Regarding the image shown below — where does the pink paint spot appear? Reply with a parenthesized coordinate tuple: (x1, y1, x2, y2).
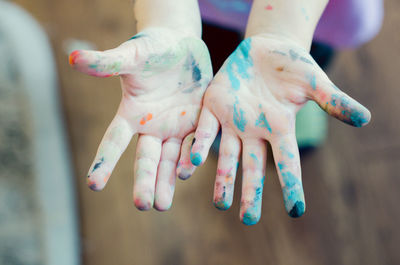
(265, 4, 273, 10)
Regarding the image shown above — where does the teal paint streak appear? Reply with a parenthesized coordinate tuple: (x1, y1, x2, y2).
(350, 111, 369, 127)
(225, 39, 253, 91)
(233, 102, 247, 132)
(289, 49, 299, 61)
(278, 162, 286, 170)
(335, 94, 369, 127)
(250, 153, 258, 162)
(280, 145, 295, 159)
(129, 33, 144, 40)
(91, 157, 104, 173)
(255, 112, 272, 133)
(308, 74, 317, 90)
(190, 152, 202, 166)
(242, 175, 265, 225)
(208, 0, 251, 13)
(289, 201, 305, 218)
(331, 94, 339, 106)
(277, 160, 304, 216)
(242, 211, 260, 226)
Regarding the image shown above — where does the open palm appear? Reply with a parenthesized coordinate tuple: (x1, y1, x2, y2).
(69, 28, 212, 211)
(191, 35, 370, 225)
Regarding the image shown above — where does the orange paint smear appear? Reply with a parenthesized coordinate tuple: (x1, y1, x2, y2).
(69, 50, 80, 65)
(180, 111, 186, 116)
(140, 113, 153, 125)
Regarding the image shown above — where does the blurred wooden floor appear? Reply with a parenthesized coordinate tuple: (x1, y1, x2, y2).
(14, 0, 400, 264)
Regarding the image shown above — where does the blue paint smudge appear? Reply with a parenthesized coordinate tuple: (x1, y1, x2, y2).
(89, 183, 97, 190)
(190, 152, 202, 166)
(340, 96, 350, 108)
(278, 162, 286, 170)
(207, 0, 251, 13)
(182, 55, 202, 93)
(308, 74, 317, 90)
(300, 56, 313, 65)
(255, 112, 272, 133)
(242, 212, 259, 225)
(331, 94, 339, 106)
(272, 50, 287, 56)
(280, 146, 295, 159)
(250, 153, 258, 162)
(255, 187, 263, 202)
(289, 49, 299, 61)
(192, 64, 201, 82)
(92, 157, 104, 173)
(233, 102, 247, 132)
(350, 111, 369, 127)
(129, 33, 144, 40)
(225, 39, 253, 91)
(277, 161, 305, 216)
(289, 201, 305, 218)
(334, 94, 369, 127)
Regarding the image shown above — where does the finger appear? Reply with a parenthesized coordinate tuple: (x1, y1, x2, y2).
(309, 75, 371, 127)
(154, 138, 181, 211)
(190, 107, 219, 166)
(87, 115, 134, 191)
(177, 133, 197, 180)
(133, 135, 162, 210)
(240, 139, 267, 225)
(69, 44, 133, 77)
(213, 128, 241, 210)
(271, 133, 305, 218)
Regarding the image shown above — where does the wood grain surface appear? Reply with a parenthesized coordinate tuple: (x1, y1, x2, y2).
(13, 0, 400, 264)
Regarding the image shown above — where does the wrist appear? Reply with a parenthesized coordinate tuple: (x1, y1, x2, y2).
(245, 0, 328, 51)
(245, 31, 311, 52)
(134, 0, 202, 38)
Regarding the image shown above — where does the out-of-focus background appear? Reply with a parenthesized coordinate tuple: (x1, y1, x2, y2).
(0, 0, 399, 264)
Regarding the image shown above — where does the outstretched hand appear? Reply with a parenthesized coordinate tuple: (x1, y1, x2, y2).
(69, 28, 212, 211)
(190, 35, 370, 225)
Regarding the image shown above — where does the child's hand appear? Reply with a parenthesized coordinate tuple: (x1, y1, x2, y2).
(69, 28, 212, 211)
(190, 35, 370, 225)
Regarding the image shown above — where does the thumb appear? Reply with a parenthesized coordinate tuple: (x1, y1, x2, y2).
(308, 72, 371, 127)
(69, 42, 136, 77)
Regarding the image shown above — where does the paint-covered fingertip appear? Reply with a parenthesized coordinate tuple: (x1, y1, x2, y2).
(349, 108, 371, 127)
(69, 50, 80, 66)
(178, 173, 192, 180)
(134, 197, 153, 211)
(190, 152, 203, 166)
(213, 199, 231, 211)
(288, 201, 306, 218)
(177, 167, 193, 180)
(87, 178, 105, 192)
(241, 212, 260, 226)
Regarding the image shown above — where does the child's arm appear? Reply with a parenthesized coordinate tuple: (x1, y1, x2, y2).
(246, 0, 328, 50)
(134, 0, 202, 37)
(190, 0, 370, 225)
(69, 0, 212, 211)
